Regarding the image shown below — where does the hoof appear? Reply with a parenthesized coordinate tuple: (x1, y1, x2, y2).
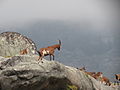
(38, 60, 43, 64)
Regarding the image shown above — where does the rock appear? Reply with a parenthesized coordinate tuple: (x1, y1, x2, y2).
(0, 55, 119, 90)
(0, 31, 119, 90)
(0, 32, 37, 57)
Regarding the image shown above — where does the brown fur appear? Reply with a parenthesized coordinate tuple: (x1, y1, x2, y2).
(101, 76, 111, 86)
(20, 49, 28, 55)
(78, 67, 111, 86)
(78, 67, 96, 77)
(38, 40, 61, 61)
(85, 72, 96, 77)
(92, 72, 103, 80)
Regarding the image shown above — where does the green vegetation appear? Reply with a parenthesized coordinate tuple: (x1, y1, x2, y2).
(4, 56, 12, 58)
(67, 84, 78, 90)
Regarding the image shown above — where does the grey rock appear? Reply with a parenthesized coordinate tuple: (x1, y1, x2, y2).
(0, 32, 37, 57)
(0, 55, 119, 90)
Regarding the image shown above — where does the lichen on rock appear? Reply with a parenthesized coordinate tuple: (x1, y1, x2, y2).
(0, 55, 119, 90)
(0, 32, 37, 57)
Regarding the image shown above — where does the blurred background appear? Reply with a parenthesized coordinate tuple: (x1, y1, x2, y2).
(0, 0, 120, 81)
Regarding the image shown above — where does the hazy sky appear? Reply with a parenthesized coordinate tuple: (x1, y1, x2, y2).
(0, 0, 119, 30)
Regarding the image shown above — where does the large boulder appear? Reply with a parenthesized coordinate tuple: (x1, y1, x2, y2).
(0, 32, 37, 57)
(0, 55, 119, 90)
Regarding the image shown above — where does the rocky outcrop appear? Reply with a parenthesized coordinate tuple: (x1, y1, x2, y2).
(0, 31, 119, 90)
(0, 32, 37, 57)
(0, 55, 119, 90)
